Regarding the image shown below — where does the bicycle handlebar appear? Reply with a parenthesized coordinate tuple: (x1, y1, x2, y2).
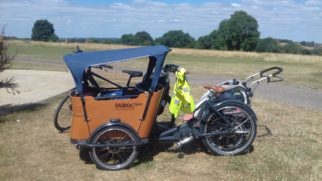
(259, 66, 283, 77)
(163, 64, 179, 73)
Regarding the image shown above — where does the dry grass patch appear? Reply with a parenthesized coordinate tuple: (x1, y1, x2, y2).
(171, 47, 322, 64)
(10, 40, 322, 63)
(0, 93, 321, 180)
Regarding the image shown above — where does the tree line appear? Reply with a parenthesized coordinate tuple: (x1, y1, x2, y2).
(30, 11, 322, 56)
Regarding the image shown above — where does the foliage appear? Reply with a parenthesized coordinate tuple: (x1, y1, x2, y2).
(199, 11, 260, 51)
(155, 30, 195, 48)
(121, 34, 139, 45)
(217, 11, 260, 51)
(0, 28, 15, 73)
(0, 27, 17, 93)
(196, 35, 212, 49)
(281, 42, 304, 54)
(134, 31, 153, 45)
(196, 30, 220, 49)
(311, 48, 322, 56)
(256, 37, 279, 53)
(300, 41, 316, 47)
(213, 20, 231, 50)
(31, 19, 58, 42)
(49, 34, 59, 42)
(121, 31, 153, 45)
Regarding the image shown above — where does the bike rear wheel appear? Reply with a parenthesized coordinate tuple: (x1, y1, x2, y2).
(53, 94, 72, 132)
(202, 102, 257, 155)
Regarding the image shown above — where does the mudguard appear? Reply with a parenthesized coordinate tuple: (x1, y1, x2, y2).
(88, 119, 144, 144)
(201, 99, 257, 123)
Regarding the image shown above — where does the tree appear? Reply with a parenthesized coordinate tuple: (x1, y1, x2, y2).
(134, 31, 153, 45)
(256, 37, 279, 53)
(31, 19, 58, 42)
(121, 34, 139, 45)
(282, 42, 304, 54)
(196, 35, 212, 49)
(215, 11, 260, 51)
(311, 48, 322, 56)
(156, 30, 195, 48)
(0, 27, 18, 94)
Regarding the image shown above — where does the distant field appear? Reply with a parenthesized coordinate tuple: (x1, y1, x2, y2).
(8, 40, 322, 89)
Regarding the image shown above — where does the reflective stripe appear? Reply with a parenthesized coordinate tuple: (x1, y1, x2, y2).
(183, 87, 190, 92)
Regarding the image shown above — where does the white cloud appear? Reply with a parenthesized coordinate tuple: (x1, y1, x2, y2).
(231, 3, 241, 7)
(0, 0, 321, 42)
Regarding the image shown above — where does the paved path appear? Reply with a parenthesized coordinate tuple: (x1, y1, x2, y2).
(1, 70, 321, 113)
(188, 75, 322, 112)
(0, 70, 73, 108)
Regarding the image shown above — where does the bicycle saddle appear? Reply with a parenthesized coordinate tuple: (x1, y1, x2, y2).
(122, 70, 143, 77)
(202, 85, 225, 93)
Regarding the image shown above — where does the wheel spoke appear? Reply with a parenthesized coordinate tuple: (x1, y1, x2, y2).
(204, 105, 256, 154)
(91, 127, 137, 170)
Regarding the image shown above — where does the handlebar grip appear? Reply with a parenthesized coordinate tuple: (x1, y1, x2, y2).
(259, 67, 283, 77)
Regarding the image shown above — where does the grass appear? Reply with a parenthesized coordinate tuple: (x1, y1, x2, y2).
(8, 40, 322, 89)
(0, 92, 321, 180)
(1, 40, 322, 180)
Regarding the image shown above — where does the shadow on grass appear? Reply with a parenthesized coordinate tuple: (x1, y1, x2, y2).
(0, 102, 47, 119)
(257, 124, 272, 137)
(77, 136, 257, 168)
(77, 140, 204, 168)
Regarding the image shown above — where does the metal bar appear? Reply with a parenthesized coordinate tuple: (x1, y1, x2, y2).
(140, 92, 152, 121)
(245, 72, 260, 83)
(91, 72, 123, 88)
(200, 131, 230, 137)
(80, 94, 88, 121)
(77, 142, 142, 148)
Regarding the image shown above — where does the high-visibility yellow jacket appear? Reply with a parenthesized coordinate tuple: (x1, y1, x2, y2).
(169, 67, 195, 118)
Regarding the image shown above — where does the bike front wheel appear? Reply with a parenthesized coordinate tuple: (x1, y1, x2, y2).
(89, 126, 139, 170)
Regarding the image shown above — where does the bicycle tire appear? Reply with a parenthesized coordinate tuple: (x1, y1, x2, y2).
(53, 94, 72, 132)
(201, 101, 257, 155)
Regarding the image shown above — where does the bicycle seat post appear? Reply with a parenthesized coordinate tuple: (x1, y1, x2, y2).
(126, 75, 133, 87)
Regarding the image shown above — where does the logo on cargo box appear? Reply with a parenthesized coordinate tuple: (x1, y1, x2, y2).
(115, 103, 143, 110)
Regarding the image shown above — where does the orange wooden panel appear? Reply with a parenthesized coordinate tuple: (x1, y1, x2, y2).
(69, 89, 163, 140)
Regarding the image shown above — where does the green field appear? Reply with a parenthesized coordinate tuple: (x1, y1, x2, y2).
(1, 41, 322, 180)
(9, 41, 322, 89)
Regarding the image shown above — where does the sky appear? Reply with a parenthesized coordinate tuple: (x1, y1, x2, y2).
(0, 0, 322, 42)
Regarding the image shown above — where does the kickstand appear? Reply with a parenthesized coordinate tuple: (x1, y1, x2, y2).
(177, 146, 184, 158)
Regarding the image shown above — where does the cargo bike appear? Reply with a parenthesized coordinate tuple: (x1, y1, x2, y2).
(62, 45, 282, 170)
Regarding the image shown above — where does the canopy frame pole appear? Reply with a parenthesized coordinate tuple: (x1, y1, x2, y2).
(80, 94, 88, 122)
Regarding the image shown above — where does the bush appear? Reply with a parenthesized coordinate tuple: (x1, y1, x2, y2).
(0, 27, 17, 93)
(0, 29, 15, 73)
(256, 37, 279, 53)
(121, 34, 139, 45)
(311, 48, 322, 56)
(282, 42, 304, 54)
(155, 30, 195, 48)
